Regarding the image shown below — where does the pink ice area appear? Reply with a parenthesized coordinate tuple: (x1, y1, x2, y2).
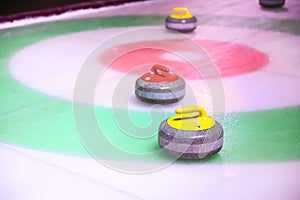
(99, 40, 269, 80)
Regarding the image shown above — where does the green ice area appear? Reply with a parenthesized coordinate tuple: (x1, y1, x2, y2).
(1, 95, 300, 163)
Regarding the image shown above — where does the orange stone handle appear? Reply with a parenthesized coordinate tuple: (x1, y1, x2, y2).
(150, 64, 170, 77)
(141, 64, 179, 83)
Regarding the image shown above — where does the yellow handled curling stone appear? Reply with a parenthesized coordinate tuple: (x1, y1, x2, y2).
(158, 106, 223, 159)
(165, 7, 197, 33)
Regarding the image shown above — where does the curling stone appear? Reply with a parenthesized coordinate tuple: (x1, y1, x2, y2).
(158, 106, 223, 159)
(259, 0, 285, 8)
(165, 7, 197, 33)
(135, 64, 185, 104)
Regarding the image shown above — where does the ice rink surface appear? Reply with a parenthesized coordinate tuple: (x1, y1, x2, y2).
(1, 0, 300, 199)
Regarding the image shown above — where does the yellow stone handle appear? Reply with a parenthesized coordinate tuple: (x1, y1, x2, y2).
(167, 106, 215, 130)
(170, 7, 193, 19)
(175, 106, 209, 118)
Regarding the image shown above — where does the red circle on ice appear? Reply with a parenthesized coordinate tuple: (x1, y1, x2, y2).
(99, 39, 269, 79)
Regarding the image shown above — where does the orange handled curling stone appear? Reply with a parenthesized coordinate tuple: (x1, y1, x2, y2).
(135, 64, 185, 104)
(158, 106, 224, 159)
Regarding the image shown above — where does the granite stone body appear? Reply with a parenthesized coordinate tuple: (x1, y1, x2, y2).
(158, 119, 223, 159)
(165, 16, 197, 33)
(135, 77, 185, 104)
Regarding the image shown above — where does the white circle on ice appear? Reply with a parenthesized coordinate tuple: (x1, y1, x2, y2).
(9, 25, 300, 112)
